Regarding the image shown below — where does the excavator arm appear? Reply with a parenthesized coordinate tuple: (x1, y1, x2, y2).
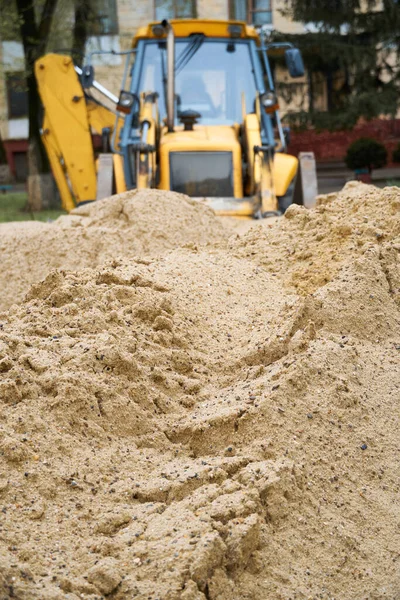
(35, 54, 121, 210)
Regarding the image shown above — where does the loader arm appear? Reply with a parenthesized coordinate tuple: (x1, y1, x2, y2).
(41, 111, 76, 212)
(35, 54, 120, 209)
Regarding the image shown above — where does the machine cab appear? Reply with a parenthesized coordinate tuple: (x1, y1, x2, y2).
(136, 32, 260, 126)
(118, 20, 304, 214)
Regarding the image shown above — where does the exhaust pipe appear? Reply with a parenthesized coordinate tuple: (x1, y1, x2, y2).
(162, 20, 175, 132)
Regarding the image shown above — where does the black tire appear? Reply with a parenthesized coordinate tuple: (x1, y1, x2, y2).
(277, 179, 295, 214)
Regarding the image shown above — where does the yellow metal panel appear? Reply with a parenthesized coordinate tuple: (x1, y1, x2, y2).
(41, 114, 75, 212)
(200, 198, 256, 217)
(86, 101, 124, 153)
(133, 20, 259, 46)
(273, 153, 298, 197)
(243, 112, 278, 212)
(260, 154, 277, 213)
(243, 113, 261, 194)
(113, 154, 127, 194)
(158, 125, 243, 198)
(86, 101, 115, 133)
(35, 54, 97, 205)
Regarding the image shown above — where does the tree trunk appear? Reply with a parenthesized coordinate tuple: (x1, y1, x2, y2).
(15, 0, 59, 208)
(73, 0, 92, 66)
(307, 69, 314, 113)
(0, 132, 7, 166)
(0, 132, 11, 184)
(26, 72, 49, 176)
(326, 69, 333, 113)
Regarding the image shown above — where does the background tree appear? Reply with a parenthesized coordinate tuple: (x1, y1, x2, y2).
(345, 137, 388, 173)
(73, 0, 95, 66)
(276, 0, 400, 130)
(15, 0, 59, 177)
(0, 3, 22, 171)
(0, 0, 100, 202)
(0, 133, 7, 165)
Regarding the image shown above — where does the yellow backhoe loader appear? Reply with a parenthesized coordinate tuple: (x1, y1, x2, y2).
(35, 19, 305, 216)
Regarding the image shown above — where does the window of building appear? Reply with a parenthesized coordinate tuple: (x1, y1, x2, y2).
(6, 73, 28, 119)
(251, 0, 272, 25)
(88, 0, 119, 36)
(230, 0, 272, 26)
(155, 0, 197, 20)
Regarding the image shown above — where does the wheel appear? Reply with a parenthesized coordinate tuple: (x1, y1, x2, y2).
(277, 179, 295, 214)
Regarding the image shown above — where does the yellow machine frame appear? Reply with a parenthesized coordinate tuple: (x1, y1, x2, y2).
(35, 20, 301, 217)
(35, 54, 121, 211)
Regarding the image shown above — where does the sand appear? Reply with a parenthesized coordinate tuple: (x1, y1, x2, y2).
(0, 189, 228, 312)
(231, 181, 400, 296)
(0, 182, 399, 599)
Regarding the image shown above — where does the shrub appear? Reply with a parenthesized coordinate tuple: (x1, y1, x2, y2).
(345, 137, 387, 173)
(392, 143, 400, 164)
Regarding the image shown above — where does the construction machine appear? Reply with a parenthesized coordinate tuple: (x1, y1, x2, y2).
(35, 19, 305, 216)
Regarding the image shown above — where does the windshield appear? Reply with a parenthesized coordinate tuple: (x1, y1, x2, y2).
(137, 40, 258, 125)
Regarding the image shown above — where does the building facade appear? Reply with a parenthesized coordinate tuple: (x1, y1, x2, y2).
(0, 0, 307, 180)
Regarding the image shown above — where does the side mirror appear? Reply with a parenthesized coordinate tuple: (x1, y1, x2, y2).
(81, 65, 95, 88)
(285, 48, 305, 78)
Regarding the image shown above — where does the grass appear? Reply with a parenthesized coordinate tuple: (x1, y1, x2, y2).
(0, 192, 67, 223)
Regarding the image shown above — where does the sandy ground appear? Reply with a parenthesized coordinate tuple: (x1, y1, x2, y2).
(218, 215, 282, 235)
(0, 190, 228, 313)
(0, 182, 399, 599)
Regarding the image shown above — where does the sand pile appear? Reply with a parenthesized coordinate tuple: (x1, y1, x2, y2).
(0, 189, 228, 311)
(231, 181, 400, 295)
(0, 183, 399, 599)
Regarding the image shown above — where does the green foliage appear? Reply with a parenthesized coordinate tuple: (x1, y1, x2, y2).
(277, 1, 400, 129)
(281, 0, 384, 31)
(283, 108, 367, 132)
(0, 3, 21, 41)
(4, 0, 101, 179)
(0, 0, 98, 52)
(392, 143, 400, 164)
(344, 137, 387, 172)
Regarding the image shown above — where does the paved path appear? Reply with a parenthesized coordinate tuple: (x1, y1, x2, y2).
(317, 161, 400, 194)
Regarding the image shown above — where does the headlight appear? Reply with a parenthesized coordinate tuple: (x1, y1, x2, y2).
(261, 92, 279, 113)
(117, 90, 135, 113)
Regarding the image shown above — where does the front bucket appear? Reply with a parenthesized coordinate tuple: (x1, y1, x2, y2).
(193, 197, 259, 218)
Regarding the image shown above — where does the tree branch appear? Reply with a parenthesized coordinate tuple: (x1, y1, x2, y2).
(15, 0, 38, 62)
(37, 0, 59, 55)
(73, 0, 92, 66)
